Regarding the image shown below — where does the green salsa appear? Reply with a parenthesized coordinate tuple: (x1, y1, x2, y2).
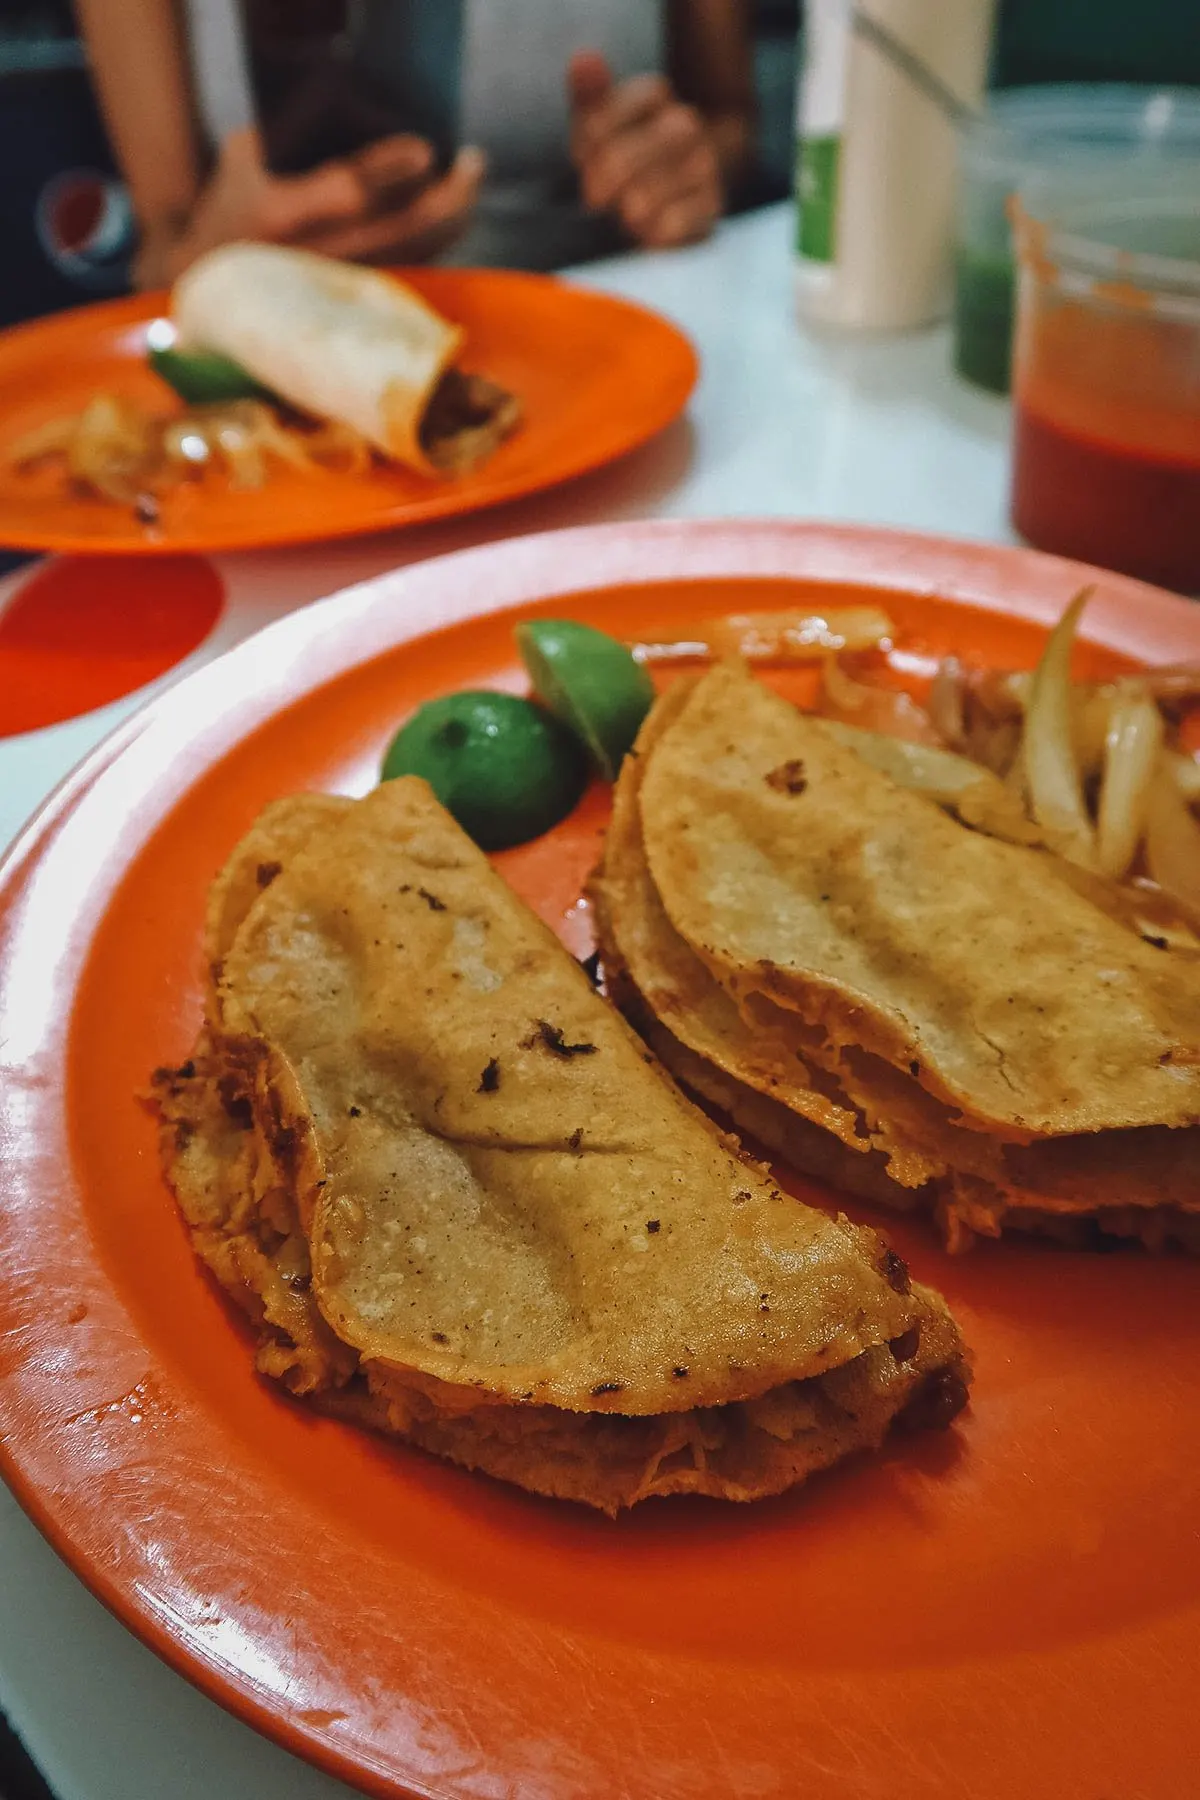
(953, 245, 1017, 396)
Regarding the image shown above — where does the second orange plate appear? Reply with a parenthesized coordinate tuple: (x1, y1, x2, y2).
(0, 268, 697, 555)
(1, 522, 1199, 1800)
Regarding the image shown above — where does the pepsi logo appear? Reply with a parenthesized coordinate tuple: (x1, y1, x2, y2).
(35, 170, 135, 290)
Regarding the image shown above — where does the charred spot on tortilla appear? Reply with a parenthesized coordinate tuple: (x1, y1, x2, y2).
(888, 1326, 921, 1362)
(150, 1058, 196, 1096)
(568, 1127, 584, 1152)
(256, 861, 282, 889)
(880, 1248, 911, 1294)
(591, 1382, 624, 1397)
(766, 759, 807, 795)
(898, 1367, 971, 1431)
(646, 1219, 661, 1234)
(477, 1058, 501, 1093)
(347, 1104, 362, 1117)
(524, 1020, 598, 1058)
(398, 884, 448, 912)
(216, 1076, 253, 1131)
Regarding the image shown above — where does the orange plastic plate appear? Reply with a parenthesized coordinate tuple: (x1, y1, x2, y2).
(1, 522, 1198, 1800)
(0, 269, 696, 554)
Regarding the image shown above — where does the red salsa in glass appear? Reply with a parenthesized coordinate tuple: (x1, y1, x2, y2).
(1010, 197, 1200, 595)
(1012, 404, 1200, 593)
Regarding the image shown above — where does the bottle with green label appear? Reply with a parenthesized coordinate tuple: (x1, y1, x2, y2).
(794, 0, 997, 332)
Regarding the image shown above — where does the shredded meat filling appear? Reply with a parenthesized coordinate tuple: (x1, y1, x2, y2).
(418, 368, 521, 473)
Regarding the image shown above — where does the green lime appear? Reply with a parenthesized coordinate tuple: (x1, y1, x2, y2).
(516, 619, 655, 782)
(381, 691, 588, 851)
(149, 345, 270, 405)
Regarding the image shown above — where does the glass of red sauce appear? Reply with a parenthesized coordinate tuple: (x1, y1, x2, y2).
(1009, 175, 1200, 594)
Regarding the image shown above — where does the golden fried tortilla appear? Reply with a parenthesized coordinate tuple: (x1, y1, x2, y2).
(594, 664, 1200, 1251)
(152, 778, 970, 1512)
(639, 663, 1200, 1139)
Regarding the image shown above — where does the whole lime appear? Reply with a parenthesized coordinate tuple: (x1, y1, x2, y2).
(516, 618, 655, 781)
(381, 690, 588, 851)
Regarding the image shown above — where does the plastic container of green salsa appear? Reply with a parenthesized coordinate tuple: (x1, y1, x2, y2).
(954, 85, 1200, 394)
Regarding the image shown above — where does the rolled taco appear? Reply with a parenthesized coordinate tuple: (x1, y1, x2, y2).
(172, 243, 520, 475)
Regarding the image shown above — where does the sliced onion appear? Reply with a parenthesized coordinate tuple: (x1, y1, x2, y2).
(1072, 686, 1117, 776)
(1095, 688, 1164, 878)
(820, 719, 985, 796)
(975, 669, 1031, 718)
(1021, 587, 1096, 867)
(68, 395, 161, 504)
(927, 656, 967, 747)
(304, 419, 372, 476)
(1145, 761, 1200, 920)
(1136, 666, 1200, 703)
(1051, 862, 1200, 954)
(213, 415, 266, 488)
(7, 414, 84, 465)
(815, 655, 944, 745)
(821, 720, 1042, 844)
(161, 420, 212, 468)
(978, 667, 1113, 775)
(237, 402, 320, 471)
(6, 392, 378, 510)
(632, 607, 895, 666)
(1167, 751, 1200, 802)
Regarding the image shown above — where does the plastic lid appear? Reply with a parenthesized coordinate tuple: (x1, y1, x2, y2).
(1013, 175, 1200, 323)
(962, 84, 1200, 182)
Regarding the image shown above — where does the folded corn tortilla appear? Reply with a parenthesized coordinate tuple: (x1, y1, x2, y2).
(151, 778, 969, 1513)
(592, 663, 1200, 1251)
(172, 243, 520, 475)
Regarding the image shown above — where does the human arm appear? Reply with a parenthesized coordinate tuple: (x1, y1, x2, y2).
(666, 0, 756, 195)
(568, 0, 756, 249)
(75, 0, 482, 284)
(74, 0, 205, 280)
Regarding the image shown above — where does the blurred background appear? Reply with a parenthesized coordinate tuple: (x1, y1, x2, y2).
(3, 0, 1198, 330)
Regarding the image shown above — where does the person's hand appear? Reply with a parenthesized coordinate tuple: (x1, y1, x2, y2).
(568, 50, 722, 250)
(295, 140, 486, 264)
(135, 127, 484, 286)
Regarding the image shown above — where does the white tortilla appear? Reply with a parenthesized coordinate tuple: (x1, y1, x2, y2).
(172, 243, 463, 473)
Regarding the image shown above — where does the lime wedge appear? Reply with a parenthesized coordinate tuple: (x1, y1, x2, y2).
(381, 691, 588, 851)
(516, 619, 655, 781)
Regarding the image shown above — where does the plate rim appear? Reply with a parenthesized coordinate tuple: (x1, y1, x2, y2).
(2, 517, 1199, 1800)
(0, 268, 699, 556)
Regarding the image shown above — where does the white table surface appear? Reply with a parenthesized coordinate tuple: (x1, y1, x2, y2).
(0, 202, 1011, 1800)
